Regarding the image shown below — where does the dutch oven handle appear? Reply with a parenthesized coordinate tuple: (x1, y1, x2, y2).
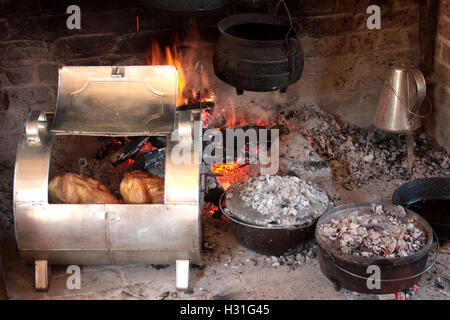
(274, 0, 299, 81)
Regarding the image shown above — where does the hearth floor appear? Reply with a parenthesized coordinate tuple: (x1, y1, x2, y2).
(1, 178, 449, 300)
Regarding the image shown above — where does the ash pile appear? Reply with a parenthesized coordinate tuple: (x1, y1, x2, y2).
(224, 175, 329, 227)
(317, 204, 427, 258)
(278, 102, 450, 190)
(247, 241, 319, 271)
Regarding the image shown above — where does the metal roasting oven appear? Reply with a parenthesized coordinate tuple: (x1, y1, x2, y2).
(13, 66, 203, 290)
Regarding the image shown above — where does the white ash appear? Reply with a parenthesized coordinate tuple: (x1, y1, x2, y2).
(275, 103, 450, 190)
(318, 205, 427, 258)
(227, 175, 329, 227)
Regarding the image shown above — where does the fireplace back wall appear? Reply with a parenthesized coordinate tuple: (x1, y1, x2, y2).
(0, 0, 448, 240)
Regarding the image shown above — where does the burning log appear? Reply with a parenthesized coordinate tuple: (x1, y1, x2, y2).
(144, 147, 166, 177)
(178, 101, 214, 111)
(108, 137, 150, 165)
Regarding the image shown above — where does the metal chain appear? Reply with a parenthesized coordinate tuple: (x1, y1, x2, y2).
(195, 60, 204, 107)
(274, 0, 297, 80)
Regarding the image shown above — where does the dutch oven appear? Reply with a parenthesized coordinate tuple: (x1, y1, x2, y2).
(393, 178, 450, 239)
(315, 203, 437, 294)
(213, 8, 304, 95)
(219, 184, 327, 256)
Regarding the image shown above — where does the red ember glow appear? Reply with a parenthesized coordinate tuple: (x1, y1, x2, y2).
(211, 163, 250, 190)
(139, 142, 156, 153)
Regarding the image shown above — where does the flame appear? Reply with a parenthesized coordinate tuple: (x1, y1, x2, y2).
(211, 163, 250, 190)
(147, 41, 187, 106)
(146, 21, 214, 106)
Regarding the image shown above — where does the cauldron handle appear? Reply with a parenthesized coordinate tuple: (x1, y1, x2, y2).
(322, 228, 440, 283)
(274, 0, 298, 81)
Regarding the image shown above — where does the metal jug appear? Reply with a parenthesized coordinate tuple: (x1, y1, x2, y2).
(374, 66, 427, 133)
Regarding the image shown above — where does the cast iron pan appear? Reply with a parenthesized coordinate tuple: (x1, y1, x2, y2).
(393, 178, 450, 239)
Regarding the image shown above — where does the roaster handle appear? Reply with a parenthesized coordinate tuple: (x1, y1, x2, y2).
(200, 172, 224, 193)
(408, 68, 427, 118)
(323, 228, 440, 283)
(25, 111, 49, 146)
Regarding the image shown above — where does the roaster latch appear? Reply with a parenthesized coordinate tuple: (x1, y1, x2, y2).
(111, 66, 125, 78)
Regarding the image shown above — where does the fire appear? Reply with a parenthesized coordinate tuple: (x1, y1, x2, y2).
(146, 21, 214, 106)
(109, 158, 134, 172)
(211, 163, 250, 190)
(147, 41, 187, 106)
(256, 120, 269, 126)
(139, 142, 156, 153)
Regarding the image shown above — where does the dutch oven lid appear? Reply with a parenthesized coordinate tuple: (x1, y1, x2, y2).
(50, 66, 177, 136)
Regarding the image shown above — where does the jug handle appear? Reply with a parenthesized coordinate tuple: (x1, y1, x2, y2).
(407, 69, 429, 117)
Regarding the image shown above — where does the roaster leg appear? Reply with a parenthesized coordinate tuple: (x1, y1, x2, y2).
(176, 260, 190, 290)
(35, 260, 49, 291)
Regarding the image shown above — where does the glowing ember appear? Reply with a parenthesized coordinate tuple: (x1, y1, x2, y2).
(256, 120, 269, 126)
(139, 142, 156, 153)
(211, 163, 250, 190)
(109, 158, 134, 172)
(112, 138, 123, 146)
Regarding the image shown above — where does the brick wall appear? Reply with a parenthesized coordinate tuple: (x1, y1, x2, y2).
(0, 0, 223, 164)
(286, 0, 421, 129)
(0, 0, 430, 164)
(425, 0, 450, 153)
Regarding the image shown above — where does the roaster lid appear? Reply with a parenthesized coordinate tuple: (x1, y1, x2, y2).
(50, 66, 177, 136)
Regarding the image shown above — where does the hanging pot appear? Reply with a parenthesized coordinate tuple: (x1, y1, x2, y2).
(144, 0, 229, 12)
(213, 2, 303, 95)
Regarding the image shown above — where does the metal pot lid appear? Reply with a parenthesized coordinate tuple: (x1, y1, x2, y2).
(50, 66, 177, 137)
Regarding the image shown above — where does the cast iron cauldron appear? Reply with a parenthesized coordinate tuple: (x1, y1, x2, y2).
(213, 13, 304, 95)
(315, 203, 436, 294)
(393, 178, 450, 239)
(219, 186, 324, 256)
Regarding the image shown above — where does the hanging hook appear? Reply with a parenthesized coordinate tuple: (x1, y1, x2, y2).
(195, 60, 204, 105)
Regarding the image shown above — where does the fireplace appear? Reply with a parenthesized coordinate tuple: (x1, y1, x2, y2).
(0, 0, 449, 300)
